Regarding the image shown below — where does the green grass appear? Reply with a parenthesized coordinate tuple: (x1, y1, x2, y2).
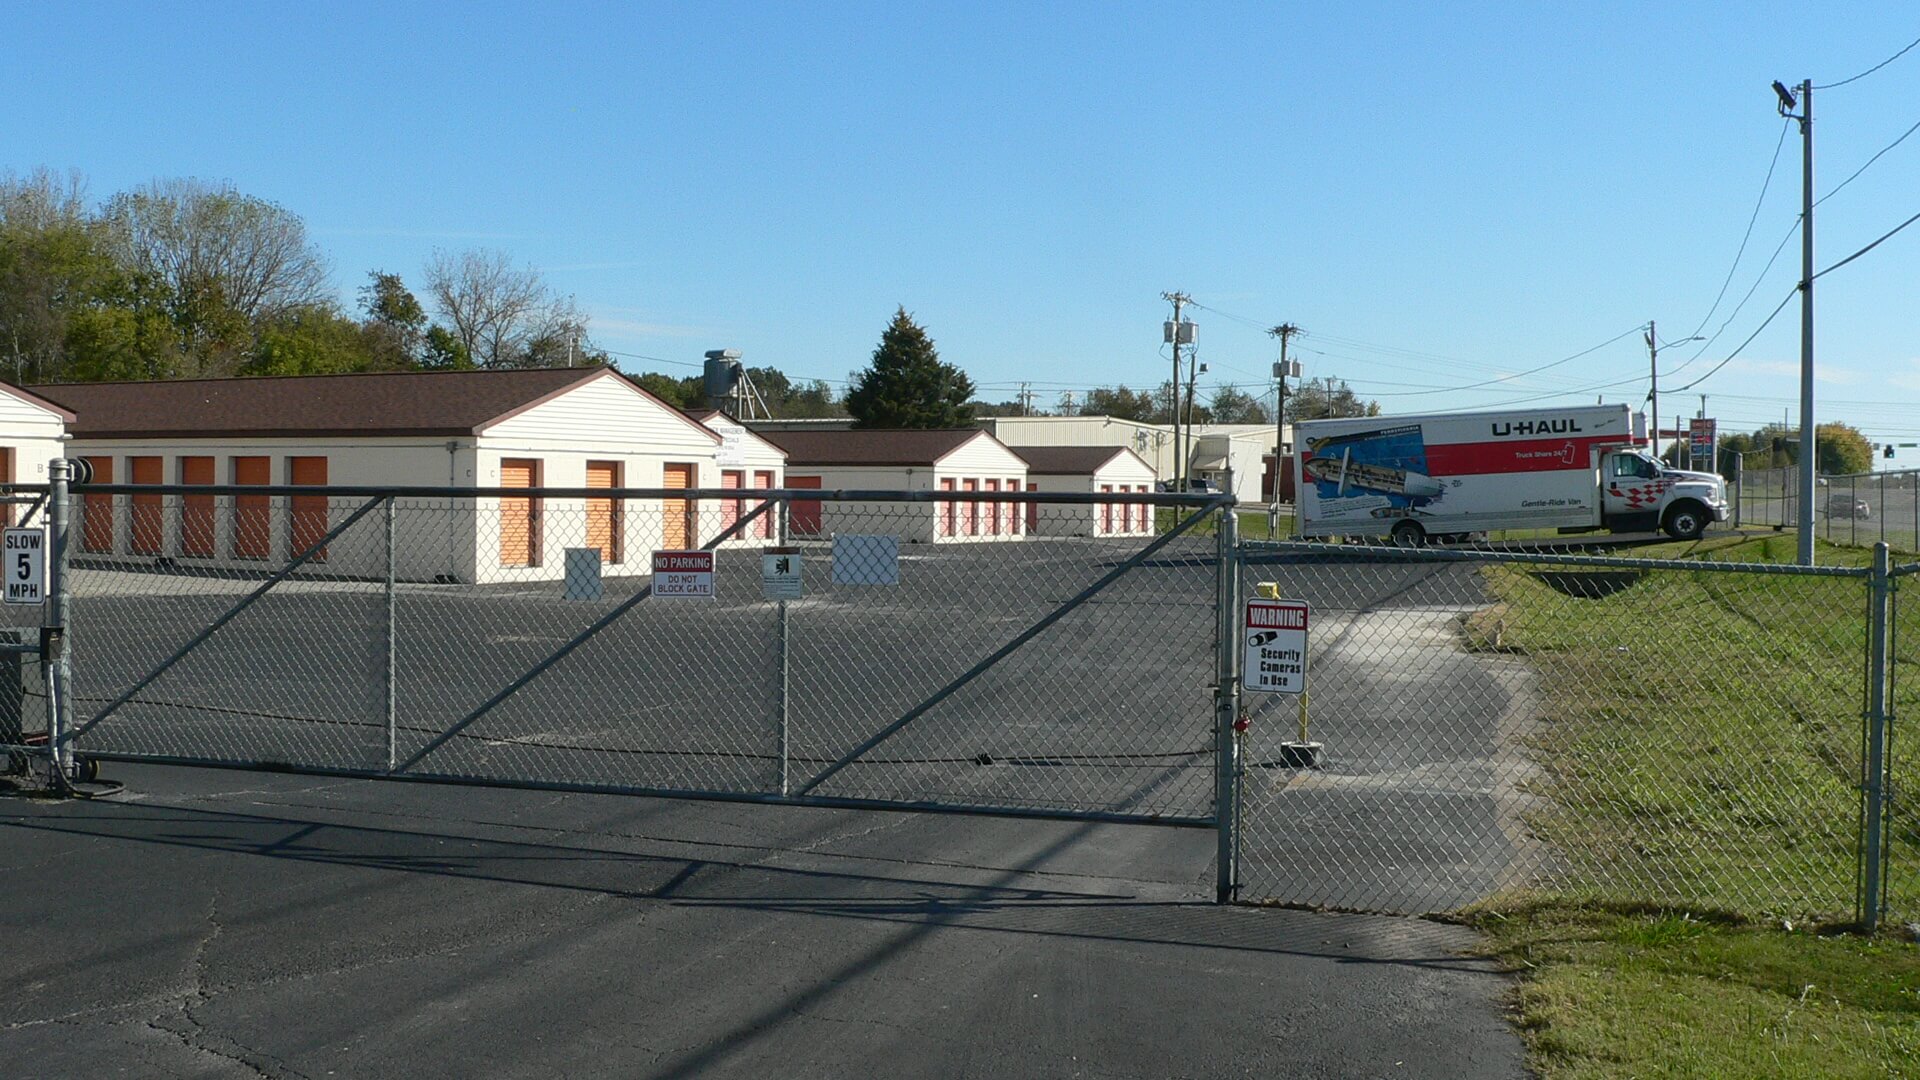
(1458, 534, 1920, 1077)
(1470, 904, 1920, 1079)
(1153, 506, 1293, 540)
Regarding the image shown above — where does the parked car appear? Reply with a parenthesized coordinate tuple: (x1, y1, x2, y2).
(1826, 494, 1871, 519)
(1155, 478, 1218, 493)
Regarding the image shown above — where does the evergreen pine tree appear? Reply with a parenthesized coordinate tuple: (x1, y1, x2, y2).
(846, 307, 975, 428)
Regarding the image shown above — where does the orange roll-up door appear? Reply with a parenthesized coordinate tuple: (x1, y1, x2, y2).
(232, 456, 270, 558)
(130, 456, 163, 555)
(180, 456, 215, 556)
(499, 458, 539, 567)
(662, 463, 695, 548)
(585, 460, 621, 564)
(81, 456, 114, 553)
(289, 456, 329, 563)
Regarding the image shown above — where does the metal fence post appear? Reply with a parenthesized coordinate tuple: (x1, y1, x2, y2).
(1860, 541, 1892, 931)
(1214, 504, 1241, 903)
(777, 494, 791, 795)
(385, 494, 397, 771)
(45, 458, 74, 782)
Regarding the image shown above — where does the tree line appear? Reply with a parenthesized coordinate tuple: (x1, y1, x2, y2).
(0, 168, 598, 383)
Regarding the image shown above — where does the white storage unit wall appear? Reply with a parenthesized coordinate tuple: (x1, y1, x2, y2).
(765, 429, 1028, 543)
(688, 410, 788, 545)
(0, 383, 74, 528)
(1013, 446, 1159, 537)
(37, 368, 733, 583)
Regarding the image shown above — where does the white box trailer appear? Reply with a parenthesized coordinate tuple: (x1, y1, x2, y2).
(1293, 403, 1729, 545)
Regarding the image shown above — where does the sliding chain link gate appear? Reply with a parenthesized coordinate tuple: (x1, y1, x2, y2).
(41, 475, 1247, 899)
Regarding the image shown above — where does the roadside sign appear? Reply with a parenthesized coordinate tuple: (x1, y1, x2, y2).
(4, 527, 43, 605)
(1243, 597, 1308, 694)
(762, 547, 802, 600)
(1689, 418, 1716, 464)
(651, 550, 714, 597)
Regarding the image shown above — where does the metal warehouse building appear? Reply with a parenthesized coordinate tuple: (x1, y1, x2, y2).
(1011, 445, 1158, 537)
(765, 428, 1030, 543)
(31, 367, 744, 583)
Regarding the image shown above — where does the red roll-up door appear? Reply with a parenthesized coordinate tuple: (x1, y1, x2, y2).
(962, 479, 979, 535)
(983, 479, 1000, 535)
(1101, 484, 1114, 534)
(787, 475, 823, 536)
(720, 469, 743, 534)
(938, 478, 955, 537)
(1025, 482, 1038, 533)
(754, 470, 776, 538)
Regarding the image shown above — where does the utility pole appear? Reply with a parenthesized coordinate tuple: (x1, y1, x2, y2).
(1646, 321, 1660, 460)
(1162, 292, 1193, 489)
(1267, 323, 1303, 518)
(1774, 78, 1817, 565)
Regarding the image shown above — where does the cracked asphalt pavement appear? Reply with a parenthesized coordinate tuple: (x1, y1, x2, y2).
(2, 764, 1528, 1078)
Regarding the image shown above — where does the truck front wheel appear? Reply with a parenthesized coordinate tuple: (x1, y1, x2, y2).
(1390, 521, 1427, 548)
(1663, 502, 1708, 540)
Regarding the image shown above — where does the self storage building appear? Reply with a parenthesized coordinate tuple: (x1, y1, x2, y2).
(764, 428, 1029, 543)
(685, 409, 787, 544)
(32, 367, 736, 583)
(1011, 445, 1158, 537)
(0, 383, 74, 524)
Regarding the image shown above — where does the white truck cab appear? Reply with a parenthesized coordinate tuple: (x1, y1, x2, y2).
(1598, 449, 1729, 539)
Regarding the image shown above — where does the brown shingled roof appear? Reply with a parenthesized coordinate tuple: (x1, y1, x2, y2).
(761, 428, 995, 467)
(1010, 445, 1135, 474)
(30, 367, 627, 439)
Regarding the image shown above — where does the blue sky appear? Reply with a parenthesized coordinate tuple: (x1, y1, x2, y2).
(7, 3, 1919, 461)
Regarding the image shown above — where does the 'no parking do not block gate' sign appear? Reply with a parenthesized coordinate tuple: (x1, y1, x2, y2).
(1243, 597, 1308, 694)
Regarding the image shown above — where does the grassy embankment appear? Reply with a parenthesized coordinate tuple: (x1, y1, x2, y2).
(1458, 533, 1920, 1077)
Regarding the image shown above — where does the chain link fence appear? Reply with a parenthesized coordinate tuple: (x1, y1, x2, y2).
(61, 485, 1229, 828)
(1735, 462, 1920, 554)
(1233, 539, 1904, 925)
(13, 477, 1914, 928)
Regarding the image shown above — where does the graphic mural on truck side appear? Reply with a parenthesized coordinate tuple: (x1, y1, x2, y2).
(1300, 424, 1446, 522)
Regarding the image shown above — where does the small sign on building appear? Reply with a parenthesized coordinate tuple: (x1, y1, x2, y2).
(652, 550, 714, 597)
(3, 527, 44, 605)
(762, 547, 802, 600)
(1243, 597, 1308, 694)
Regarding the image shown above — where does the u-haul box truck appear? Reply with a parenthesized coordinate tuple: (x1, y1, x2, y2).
(1293, 403, 1728, 545)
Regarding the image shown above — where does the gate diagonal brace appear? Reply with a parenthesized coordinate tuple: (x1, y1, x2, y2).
(394, 497, 778, 775)
(794, 497, 1231, 798)
(73, 495, 388, 741)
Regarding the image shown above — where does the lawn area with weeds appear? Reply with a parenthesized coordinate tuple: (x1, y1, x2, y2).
(1469, 902, 1920, 1079)
(1457, 534, 1920, 1076)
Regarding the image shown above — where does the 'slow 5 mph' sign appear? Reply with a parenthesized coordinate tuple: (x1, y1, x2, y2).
(4, 527, 44, 605)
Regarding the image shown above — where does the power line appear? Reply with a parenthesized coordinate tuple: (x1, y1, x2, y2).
(1815, 33, 1920, 89)
(1669, 287, 1801, 392)
(1661, 217, 1801, 379)
(1815, 115, 1920, 207)
(1811, 207, 1920, 281)
(1678, 119, 1793, 342)
(1374, 323, 1647, 397)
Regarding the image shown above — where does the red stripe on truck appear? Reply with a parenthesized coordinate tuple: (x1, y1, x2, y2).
(1421, 435, 1630, 477)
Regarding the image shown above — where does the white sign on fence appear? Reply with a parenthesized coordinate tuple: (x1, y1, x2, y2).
(762, 547, 802, 600)
(1243, 597, 1308, 694)
(3, 527, 44, 605)
(652, 550, 714, 597)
